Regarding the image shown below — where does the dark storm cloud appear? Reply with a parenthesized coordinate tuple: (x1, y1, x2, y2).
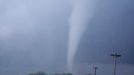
(0, 0, 134, 75)
(75, 0, 134, 64)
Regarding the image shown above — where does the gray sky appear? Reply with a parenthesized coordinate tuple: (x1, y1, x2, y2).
(76, 0, 134, 64)
(0, 0, 134, 75)
(74, 0, 134, 75)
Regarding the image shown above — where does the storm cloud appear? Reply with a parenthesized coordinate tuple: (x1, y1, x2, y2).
(0, 0, 134, 75)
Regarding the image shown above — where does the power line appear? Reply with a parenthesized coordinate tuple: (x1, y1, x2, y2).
(111, 52, 121, 75)
(93, 66, 98, 75)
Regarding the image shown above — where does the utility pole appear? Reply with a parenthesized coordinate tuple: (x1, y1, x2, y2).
(111, 52, 121, 75)
(93, 66, 98, 75)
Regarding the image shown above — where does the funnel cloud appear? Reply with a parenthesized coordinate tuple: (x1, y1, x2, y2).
(68, 0, 96, 72)
(0, 0, 134, 75)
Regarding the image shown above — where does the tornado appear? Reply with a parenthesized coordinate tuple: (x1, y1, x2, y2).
(67, 0, 96, 73)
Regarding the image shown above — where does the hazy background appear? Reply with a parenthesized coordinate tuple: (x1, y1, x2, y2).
(0, 0, 70, 74)
(0, 0, 134, 75)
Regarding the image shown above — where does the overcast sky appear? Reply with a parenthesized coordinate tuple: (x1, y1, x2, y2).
(0, 0, 134, 75)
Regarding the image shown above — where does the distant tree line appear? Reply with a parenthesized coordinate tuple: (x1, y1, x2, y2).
(29, 71, 47, 75)
(28, 71, 73, 75)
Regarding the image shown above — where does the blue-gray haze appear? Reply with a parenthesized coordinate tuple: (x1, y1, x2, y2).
(0, 0, 134, 75)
